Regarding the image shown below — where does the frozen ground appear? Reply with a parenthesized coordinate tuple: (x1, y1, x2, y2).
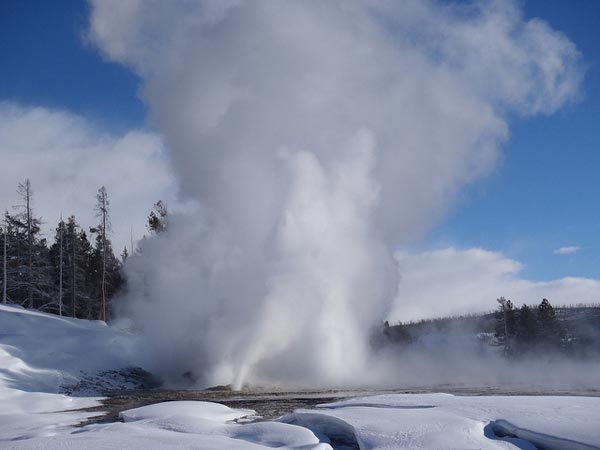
(1, 304, 600, 449)
(3, 394, 600, 449)
(0, 304, 143, 440)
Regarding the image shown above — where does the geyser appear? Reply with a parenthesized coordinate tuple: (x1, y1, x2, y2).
(88, 0, 581, 388)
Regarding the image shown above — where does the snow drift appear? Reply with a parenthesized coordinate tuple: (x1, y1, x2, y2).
(0, 304, 143, 441)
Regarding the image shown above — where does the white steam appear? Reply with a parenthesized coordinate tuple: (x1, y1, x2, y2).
(88, 0, 582, 388)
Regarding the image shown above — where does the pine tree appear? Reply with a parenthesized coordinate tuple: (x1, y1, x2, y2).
(514, 303, 537, 354)
(147, 200, 168, 234)
(50, 218, 67, 315)
(49, 216, 81, 317)
(48, 216, 90, 317)
(77, 230, 94, 319)
(121, 246, 129, 262)
(89, 189, 124, 321)
(67, 217, 82, 317)
(2, 211, 20, 305)
(89, 231, 123, 320)
(21, 180, 34, 308)
(91, 186, 110, 321)
(1, 213, 7, 305)
(6, 181, 54, 309)
(537, 298, 565, 351)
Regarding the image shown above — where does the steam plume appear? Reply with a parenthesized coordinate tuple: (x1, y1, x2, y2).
(88, 0, 581, 388)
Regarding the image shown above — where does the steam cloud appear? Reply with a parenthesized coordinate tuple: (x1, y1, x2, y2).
(88, 0, 582, 388)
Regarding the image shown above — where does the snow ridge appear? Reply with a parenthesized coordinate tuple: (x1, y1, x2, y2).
(490, 419, 600, 450)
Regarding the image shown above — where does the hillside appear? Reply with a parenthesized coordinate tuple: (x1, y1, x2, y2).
(384, 304, 600, 357)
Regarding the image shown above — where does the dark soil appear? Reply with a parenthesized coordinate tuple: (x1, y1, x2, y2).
(73, 384, 600, 427)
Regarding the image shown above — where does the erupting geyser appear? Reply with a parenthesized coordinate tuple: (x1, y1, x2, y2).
(88, 0, 581, 388)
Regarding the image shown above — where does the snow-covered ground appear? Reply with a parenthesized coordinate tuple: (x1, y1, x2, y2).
(1, 304, 600, 449)
(0, 304, 141, 440)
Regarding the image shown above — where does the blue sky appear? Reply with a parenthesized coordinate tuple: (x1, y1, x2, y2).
(429, 0, 600, 281)
(1, 0, 599, 283)
(0, 0, 143, 132)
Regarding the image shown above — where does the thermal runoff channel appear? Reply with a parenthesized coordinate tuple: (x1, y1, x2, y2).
(87, 0, 582, 388)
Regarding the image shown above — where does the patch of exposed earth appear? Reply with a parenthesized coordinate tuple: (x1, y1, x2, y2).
(73, 382, 600, 427)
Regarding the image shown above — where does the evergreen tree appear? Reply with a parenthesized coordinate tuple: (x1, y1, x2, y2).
(514, 303, 537, 354)
(1, 213, 7, 305)
(77, 230, 94, 319)
(49, 218, 67, 315)
(537, 298, 565, 351)
(88, 231, 123, 320)
(89, 188, 124, 322)
(48, 216, 93, 317)
(5, 181, 54, 309)
(147, 200, 168, 234)
(0, 182, 128, 319)
(2, 211, 20, 305)
(91, 186, 110, 321)
(121, 246, 129, 262)
(68, 218, 85, 318)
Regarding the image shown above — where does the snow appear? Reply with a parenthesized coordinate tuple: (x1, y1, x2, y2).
(0, 304, 141, 393)
(3, 400, 328, 450)
(120, 400, 255, 424)
(0, 304, 140, 440)
(300, 393, 600, 449)
(6, 393, 600, 450)
(2, 304, 600, 449)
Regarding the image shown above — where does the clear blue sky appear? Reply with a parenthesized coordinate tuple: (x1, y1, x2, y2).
(1, 0, 599, 282)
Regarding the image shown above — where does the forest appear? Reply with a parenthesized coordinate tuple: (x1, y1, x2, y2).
(384, 299, 600, 358)
(0, 179, 167, 321)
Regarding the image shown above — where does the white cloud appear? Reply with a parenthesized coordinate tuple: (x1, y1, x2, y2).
(390, 247, 600, 323)
(554, 245, 582, 255)
(0, 102, 180, 253)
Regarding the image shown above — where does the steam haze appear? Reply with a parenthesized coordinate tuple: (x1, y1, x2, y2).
(87, 0, 582, 388)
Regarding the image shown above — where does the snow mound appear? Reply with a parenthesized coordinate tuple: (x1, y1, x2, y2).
(4, 399, 329, 450)
(307, 393, 600, 449)
(120, 400, 255, 424)
(0, 304, 142, 394)
(0, 304, 144, 441)
(490, 420, 600, 450)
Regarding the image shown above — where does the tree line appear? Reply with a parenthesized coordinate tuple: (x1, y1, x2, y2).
(383, 297, 600, 358)
(0, 179, 130, 320)
(494, 297, 568, 357)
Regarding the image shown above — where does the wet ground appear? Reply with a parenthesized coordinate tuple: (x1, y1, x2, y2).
(75, 384, 600, 426)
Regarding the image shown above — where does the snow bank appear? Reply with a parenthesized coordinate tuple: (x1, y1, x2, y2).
(0, 304, 141, 441)
(120, 400, 254, 424)
(0, 304, 141, 393)
(0, 306, 329, 449)
(298, 393, 600, 449)
(3, 400, 329, 450)
(491, 420, 599, 450)
(7, 393, 600, 450)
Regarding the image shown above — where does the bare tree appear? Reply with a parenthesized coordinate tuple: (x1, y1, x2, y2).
(2, 213, 6, 305)
(95, 187, 110, 321)
(18, 180, 34, 308)
(58, 217, 64, 316)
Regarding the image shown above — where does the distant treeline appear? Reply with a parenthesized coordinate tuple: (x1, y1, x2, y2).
(0, 179, 168, 321)
(384, 298, 600, 358)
